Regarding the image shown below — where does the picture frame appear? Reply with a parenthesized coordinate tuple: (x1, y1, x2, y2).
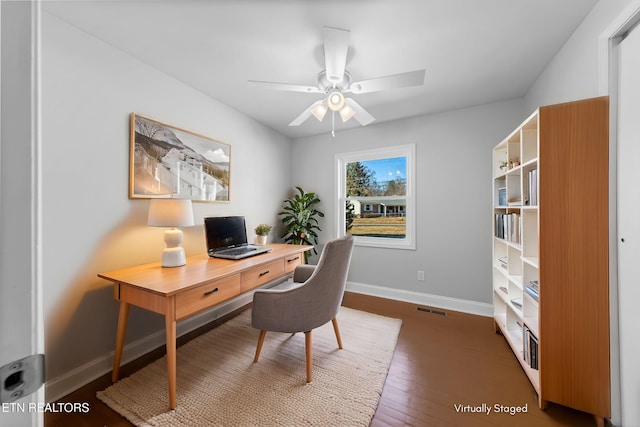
(129, 113, 230, 201)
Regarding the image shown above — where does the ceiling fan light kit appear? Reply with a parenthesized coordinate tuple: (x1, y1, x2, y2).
(328, 91, 345, 111)
(311, 91, 357, 127)
(249, 26, 426, 136)
(311, 102, 328, 121)
(339, 104, 356, 123)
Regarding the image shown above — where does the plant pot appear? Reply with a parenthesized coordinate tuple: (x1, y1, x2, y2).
(256, 235, 267, 245)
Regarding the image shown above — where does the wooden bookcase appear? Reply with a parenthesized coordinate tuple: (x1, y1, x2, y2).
(492, 97, 610, 426)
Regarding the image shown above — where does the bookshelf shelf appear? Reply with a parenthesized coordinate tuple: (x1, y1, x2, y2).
(491, 97, 610, 424)
(508, 274, 523, 289)
(494, 263, 508, 276)
(494, 289, 523, 315)
(523, 292, 539, 337)
(521, 157, 538, 169)
(501, 318, 524, 354)
(521, 358, 541, 394)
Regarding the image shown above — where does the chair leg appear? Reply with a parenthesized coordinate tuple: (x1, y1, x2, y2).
(304, 331, 312, 383)
(332, 317, 343, 349)
(254, 330, 266, 363)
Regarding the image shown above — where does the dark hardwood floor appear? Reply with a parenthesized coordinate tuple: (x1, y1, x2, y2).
(46, 292, 602, 426)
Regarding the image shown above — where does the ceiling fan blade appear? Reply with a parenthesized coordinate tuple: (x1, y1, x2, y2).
(323, 27, 350, 84)
(347, 69, 426, 94)
(344, 98, 375, 126)
(248, 80, 321, 94)
(289, 100, 325, 126)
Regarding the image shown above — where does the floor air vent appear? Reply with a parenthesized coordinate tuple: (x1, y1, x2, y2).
(416, 306, 447, 316)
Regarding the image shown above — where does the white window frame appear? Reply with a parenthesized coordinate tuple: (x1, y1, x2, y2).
(335, 144, 416, 250)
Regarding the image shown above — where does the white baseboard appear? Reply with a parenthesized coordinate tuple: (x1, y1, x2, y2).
(345, 281, 493, 317)
(46, 280, 491, 402)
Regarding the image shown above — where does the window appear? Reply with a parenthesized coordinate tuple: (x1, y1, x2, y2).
(336, 144, 416, 250)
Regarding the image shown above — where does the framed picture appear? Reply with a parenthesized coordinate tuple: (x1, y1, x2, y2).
(129, 113, 230, 201)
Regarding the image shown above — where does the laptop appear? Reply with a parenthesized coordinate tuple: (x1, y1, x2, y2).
(204, 216, 271, 260)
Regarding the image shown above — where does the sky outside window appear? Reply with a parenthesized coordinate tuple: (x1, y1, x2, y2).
(361, 157, 406, 185)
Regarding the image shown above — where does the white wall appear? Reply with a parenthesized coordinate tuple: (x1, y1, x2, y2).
(41, 12, 293, 398)
(524, 0, 633, 111)
(291, 99, 525, 309)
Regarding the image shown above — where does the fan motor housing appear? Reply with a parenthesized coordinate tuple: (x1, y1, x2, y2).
(317, 70, 351, 93)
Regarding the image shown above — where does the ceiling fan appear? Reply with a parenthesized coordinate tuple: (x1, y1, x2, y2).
(249, 27, 426, 136)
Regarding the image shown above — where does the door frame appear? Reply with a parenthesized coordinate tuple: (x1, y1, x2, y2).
(0, 1, 44, 425)
(599, 2, 640, 426)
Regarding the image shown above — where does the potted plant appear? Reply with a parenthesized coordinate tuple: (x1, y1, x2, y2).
(345, 200, 355, 232)
(279, 187, 324, 263)
(254, 224, 272, 245)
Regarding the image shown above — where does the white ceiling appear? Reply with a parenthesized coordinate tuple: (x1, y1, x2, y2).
(42, 0, 598, 139)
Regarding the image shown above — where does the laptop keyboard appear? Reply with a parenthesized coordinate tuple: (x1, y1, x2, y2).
(221, 247, 256, 256)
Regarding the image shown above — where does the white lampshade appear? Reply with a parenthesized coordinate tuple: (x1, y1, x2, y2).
(339, 104, 356, 123)
(148, 198, 195, 227)
(147, 199, 194, 267)
(311, 102, 328, 122)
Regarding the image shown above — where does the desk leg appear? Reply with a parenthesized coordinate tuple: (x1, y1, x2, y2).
(112, 301, 130, 382)
(165, 314, 177, 409)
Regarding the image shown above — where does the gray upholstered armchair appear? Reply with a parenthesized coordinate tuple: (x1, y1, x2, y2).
(251, 235, 355, 383)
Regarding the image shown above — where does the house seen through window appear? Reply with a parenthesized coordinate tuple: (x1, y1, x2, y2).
(337, 145, 415, 249)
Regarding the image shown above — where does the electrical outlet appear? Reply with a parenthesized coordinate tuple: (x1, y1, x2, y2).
(417, 270, 425, 281)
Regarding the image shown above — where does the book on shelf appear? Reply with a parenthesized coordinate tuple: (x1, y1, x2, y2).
(530, 333, 538, 370)
(525, 280, 539, 301)
(511, 297, 523, 309)
(495, 213, 520, 243)
(498, 257, 507, 269)
(498, 187, 506, 206)
(523, 325, 529, 364)
(527, 168, 538, 206)
(523, 326, 539, 370)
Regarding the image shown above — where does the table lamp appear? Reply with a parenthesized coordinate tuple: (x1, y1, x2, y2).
(147, 198, 195, 267)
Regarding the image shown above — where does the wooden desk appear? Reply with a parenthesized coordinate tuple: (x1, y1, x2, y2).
(98, 243, 312, 409)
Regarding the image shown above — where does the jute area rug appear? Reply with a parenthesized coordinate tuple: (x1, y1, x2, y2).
(97, 307, 402, 426)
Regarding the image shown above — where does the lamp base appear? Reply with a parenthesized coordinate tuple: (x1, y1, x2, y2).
(162, 247, 186, 268)
(162, 228, 186, 267)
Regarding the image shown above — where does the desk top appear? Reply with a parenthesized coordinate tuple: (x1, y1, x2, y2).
(98, 243, 312, 296)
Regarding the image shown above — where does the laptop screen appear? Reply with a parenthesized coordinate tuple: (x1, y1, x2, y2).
(204, 216, 248, 253)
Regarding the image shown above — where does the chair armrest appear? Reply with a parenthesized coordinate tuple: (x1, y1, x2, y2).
(252, 285, 316, 333)
(293, 264, 316, 283)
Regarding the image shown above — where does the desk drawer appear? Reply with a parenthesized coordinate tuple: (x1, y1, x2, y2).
(175, 274, 241, 320)
(284, 253, 303, 273)
(241, 259, 285, 292)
